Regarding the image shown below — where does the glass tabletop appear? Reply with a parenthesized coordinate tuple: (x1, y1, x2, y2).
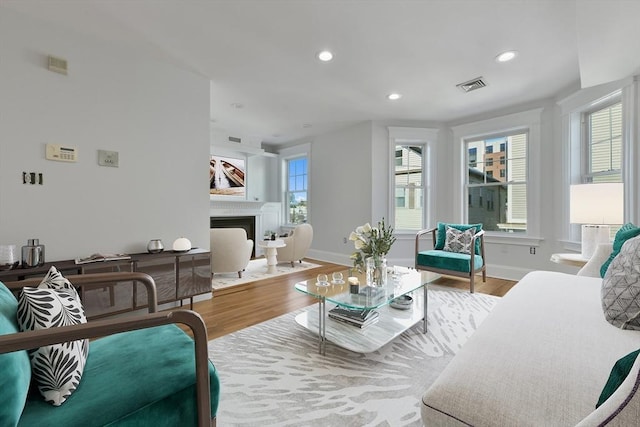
(295, 266, 440, 309)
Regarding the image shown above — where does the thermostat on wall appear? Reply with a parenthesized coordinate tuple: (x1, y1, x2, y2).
(46, 144, 77, 162)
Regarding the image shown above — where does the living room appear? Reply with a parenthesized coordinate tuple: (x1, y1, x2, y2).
(2, 2, 638, 281)
(1, 1, 640, 426)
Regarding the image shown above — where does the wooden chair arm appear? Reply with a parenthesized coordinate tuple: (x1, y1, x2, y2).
(0, 309, 211, 427)
(3, 272, 158, 313)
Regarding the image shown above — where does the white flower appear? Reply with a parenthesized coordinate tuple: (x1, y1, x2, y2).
(348, 231, 359, 241)
(362, 223, 372, 233)
(355, 226, 365, 234)
(354, 239, 366, 250)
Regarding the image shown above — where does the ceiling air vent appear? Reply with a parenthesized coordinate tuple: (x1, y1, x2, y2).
(228, 136, 241, 143)
(456, 77, 487, 93)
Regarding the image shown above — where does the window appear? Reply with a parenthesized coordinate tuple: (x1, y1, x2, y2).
(584, 102, 622, 183)
(469, 147, 477, 167)
(583, 101, 623, 238)
(285, 157, 308, 224)
(394, 145, 423, 230)
(466, 132, 528, 233)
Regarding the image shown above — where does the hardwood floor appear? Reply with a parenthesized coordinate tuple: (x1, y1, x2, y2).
(188, 259, 517, 340)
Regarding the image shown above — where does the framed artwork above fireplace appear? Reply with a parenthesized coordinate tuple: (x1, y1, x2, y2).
(209, 155, 246, 199)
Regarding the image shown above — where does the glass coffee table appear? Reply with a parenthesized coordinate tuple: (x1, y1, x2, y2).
(294, 267, 440, 354)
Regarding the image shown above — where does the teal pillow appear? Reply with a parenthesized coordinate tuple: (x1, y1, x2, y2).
(0, 281, 31, 425)
(435, 222, 483, 255)
(600, 223, 640, 277)
(596, 349, 640, 408)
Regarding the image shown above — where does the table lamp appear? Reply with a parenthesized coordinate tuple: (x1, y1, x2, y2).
(570, 183, 623, 259)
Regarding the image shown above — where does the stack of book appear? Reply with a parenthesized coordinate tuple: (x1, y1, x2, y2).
(328, 306, 379, 329)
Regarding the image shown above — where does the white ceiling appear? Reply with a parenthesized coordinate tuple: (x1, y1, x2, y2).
(4, 0, 640, 146)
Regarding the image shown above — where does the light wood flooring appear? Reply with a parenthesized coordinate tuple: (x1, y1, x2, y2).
(188, 259, 517, 340)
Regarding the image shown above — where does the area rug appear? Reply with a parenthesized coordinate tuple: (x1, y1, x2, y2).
(212, 258, 322, 291)
(208, 286, 499, 426)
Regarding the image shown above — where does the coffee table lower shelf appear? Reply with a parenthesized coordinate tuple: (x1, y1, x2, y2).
(294, 287, 426, 353)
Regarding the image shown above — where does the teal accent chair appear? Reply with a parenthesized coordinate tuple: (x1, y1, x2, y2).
(415, 223, 487, 293)
(0, 272, 219, 427)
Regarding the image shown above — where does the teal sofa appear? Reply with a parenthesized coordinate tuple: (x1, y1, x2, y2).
(0, 272, 220, 427)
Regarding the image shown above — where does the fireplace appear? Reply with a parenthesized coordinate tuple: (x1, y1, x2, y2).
(210, 216, 256, 258)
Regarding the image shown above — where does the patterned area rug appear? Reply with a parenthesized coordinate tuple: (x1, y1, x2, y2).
(212, 258, 322, 291)
(208, 286, 499, 426)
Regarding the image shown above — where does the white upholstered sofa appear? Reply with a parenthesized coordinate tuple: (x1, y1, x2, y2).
(421, 245, 640, 426)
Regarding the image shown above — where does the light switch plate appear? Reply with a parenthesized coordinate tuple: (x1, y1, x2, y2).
(98, 150, 119, 167)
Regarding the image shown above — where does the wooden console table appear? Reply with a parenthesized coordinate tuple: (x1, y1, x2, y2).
(0, 249, 211, 319)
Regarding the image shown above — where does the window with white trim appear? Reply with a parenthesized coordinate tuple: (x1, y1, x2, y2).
(466, 132, 528, 233)
(388, 127, 437, 232)
(583, 101, 622, 184)
(394, 145, 424, 230)
(285, 156, 308, 224)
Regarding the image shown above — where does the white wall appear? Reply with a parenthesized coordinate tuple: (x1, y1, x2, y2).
(0, 9, 211, 260)
(304, 122, 373, 264)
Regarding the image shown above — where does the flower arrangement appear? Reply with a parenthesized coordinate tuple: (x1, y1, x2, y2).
(349, 218, 396, 273)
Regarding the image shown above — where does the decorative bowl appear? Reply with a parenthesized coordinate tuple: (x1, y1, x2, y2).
(390, 294, 413, 310)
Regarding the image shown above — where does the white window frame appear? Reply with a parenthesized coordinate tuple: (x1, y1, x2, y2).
(451, 108, 543, 246)
(279, 143, 311, 226)
(558, 77, 639, 248)
(387, 127, 438, 234)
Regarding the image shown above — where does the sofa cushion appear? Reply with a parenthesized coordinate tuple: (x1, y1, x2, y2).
(417, 249, 483, 273)
(0, 281, 31, 426)
(600, 223, 640, 277)
(443, 226, 474, 254)
(16, 267, 89, 406)
(19, 324, 220, 427)
(602, 235, 640, 330)
(596, 348, 640, 408)
(435, 222, 482, 255)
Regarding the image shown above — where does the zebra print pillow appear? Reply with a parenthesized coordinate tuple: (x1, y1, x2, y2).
(17, 266, 89, 406)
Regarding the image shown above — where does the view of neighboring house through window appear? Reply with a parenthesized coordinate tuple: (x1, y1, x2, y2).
(584, 101, 622, 237)
(466, 132, 527, 233)
(585, 102, 622, 183)
(394, 145, 424, 230)
(286, 157, 308, 224)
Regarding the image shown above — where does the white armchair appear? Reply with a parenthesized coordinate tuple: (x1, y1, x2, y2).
(210, 228, 253, 278)
(276, 224, 313, 267)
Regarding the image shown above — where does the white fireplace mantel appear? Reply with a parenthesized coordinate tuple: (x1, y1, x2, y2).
(210, 201, 282, 257)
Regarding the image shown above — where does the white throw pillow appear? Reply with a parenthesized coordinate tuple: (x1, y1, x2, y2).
(16, 266, 89, 406)
(443, 226, 474, 254)
(601, 236, 640, 330)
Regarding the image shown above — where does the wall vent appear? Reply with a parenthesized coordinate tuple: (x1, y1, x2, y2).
(228, 136, 242, 143)
(456, 77, 487, 93)
(47, 55, 68, 75)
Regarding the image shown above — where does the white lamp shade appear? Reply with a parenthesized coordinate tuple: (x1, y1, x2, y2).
(570, 183, 623, 225)
(172, 237, 192, 252)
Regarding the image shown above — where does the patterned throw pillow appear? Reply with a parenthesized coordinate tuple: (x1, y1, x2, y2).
(443, 226, 474, 254)
(16, 266, 89, 406)
(600, 223, 640, 278)
(601, 235, 640, 330)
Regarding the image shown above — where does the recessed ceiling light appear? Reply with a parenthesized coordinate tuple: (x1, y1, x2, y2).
(387, 93, 402, 100)
(495, 50, 518, 63)
(317, 50, 333, 62)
